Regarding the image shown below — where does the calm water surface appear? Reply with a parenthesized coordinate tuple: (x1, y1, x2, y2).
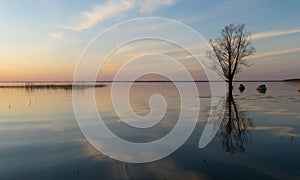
(0, 82, 299, 179)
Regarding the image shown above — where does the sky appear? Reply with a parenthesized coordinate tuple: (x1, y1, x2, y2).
(0, 0, 300, 81)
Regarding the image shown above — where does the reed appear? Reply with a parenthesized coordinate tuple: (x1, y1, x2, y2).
(0, 82, 107, 90)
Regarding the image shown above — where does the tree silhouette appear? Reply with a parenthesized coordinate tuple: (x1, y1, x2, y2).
(220, 95, 253, 153)
(207, 24, 255, 96)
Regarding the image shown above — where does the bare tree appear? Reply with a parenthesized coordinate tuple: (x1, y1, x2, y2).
(207, 24, 255, 96)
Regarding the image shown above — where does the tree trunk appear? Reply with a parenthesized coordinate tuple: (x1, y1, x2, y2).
(228, 80, 233, 99)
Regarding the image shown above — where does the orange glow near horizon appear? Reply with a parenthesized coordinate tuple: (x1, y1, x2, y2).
(0, 62, 75, 81)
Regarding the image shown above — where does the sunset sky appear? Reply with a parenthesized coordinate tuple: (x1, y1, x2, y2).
(1, 0, 300, 81)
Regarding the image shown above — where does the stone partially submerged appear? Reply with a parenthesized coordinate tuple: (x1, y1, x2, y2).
(238, 84, 246, 92)
(256, 84, 267, 93)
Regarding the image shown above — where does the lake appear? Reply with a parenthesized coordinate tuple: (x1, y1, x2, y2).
(0, 82, 299, 179)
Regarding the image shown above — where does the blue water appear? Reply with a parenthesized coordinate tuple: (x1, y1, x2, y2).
(0, 82, 299, 179)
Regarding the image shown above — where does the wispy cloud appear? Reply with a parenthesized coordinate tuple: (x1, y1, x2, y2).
(63, 0, 134, 31)
(63, 0, 177, 31)
(139, 0, 176, 13)
(247, 47, 300, 59)
(50, 32, 64, 40)
(252, 28, 300, 40)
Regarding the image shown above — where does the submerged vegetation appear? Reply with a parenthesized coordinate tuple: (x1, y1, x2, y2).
(0, 82, 107, 90)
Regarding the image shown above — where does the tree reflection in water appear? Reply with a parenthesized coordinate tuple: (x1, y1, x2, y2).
(219, 94, 253, 153)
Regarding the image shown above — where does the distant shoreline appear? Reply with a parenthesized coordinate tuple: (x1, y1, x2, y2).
(282, 78, 300, 82)
(0, 80, 286, 83)
(0, 80, 296, 89)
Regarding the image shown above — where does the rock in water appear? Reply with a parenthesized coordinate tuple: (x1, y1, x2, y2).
(298, 88, 300, 93)
(238, 84, 246, 92)
(256, 84, 267, 93)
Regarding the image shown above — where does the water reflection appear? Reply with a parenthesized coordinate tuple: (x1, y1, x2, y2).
(219, 94, 253, 153)
(1, 82, 300, 179)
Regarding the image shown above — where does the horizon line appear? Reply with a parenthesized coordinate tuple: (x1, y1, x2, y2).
(0, 80, 288, 83)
